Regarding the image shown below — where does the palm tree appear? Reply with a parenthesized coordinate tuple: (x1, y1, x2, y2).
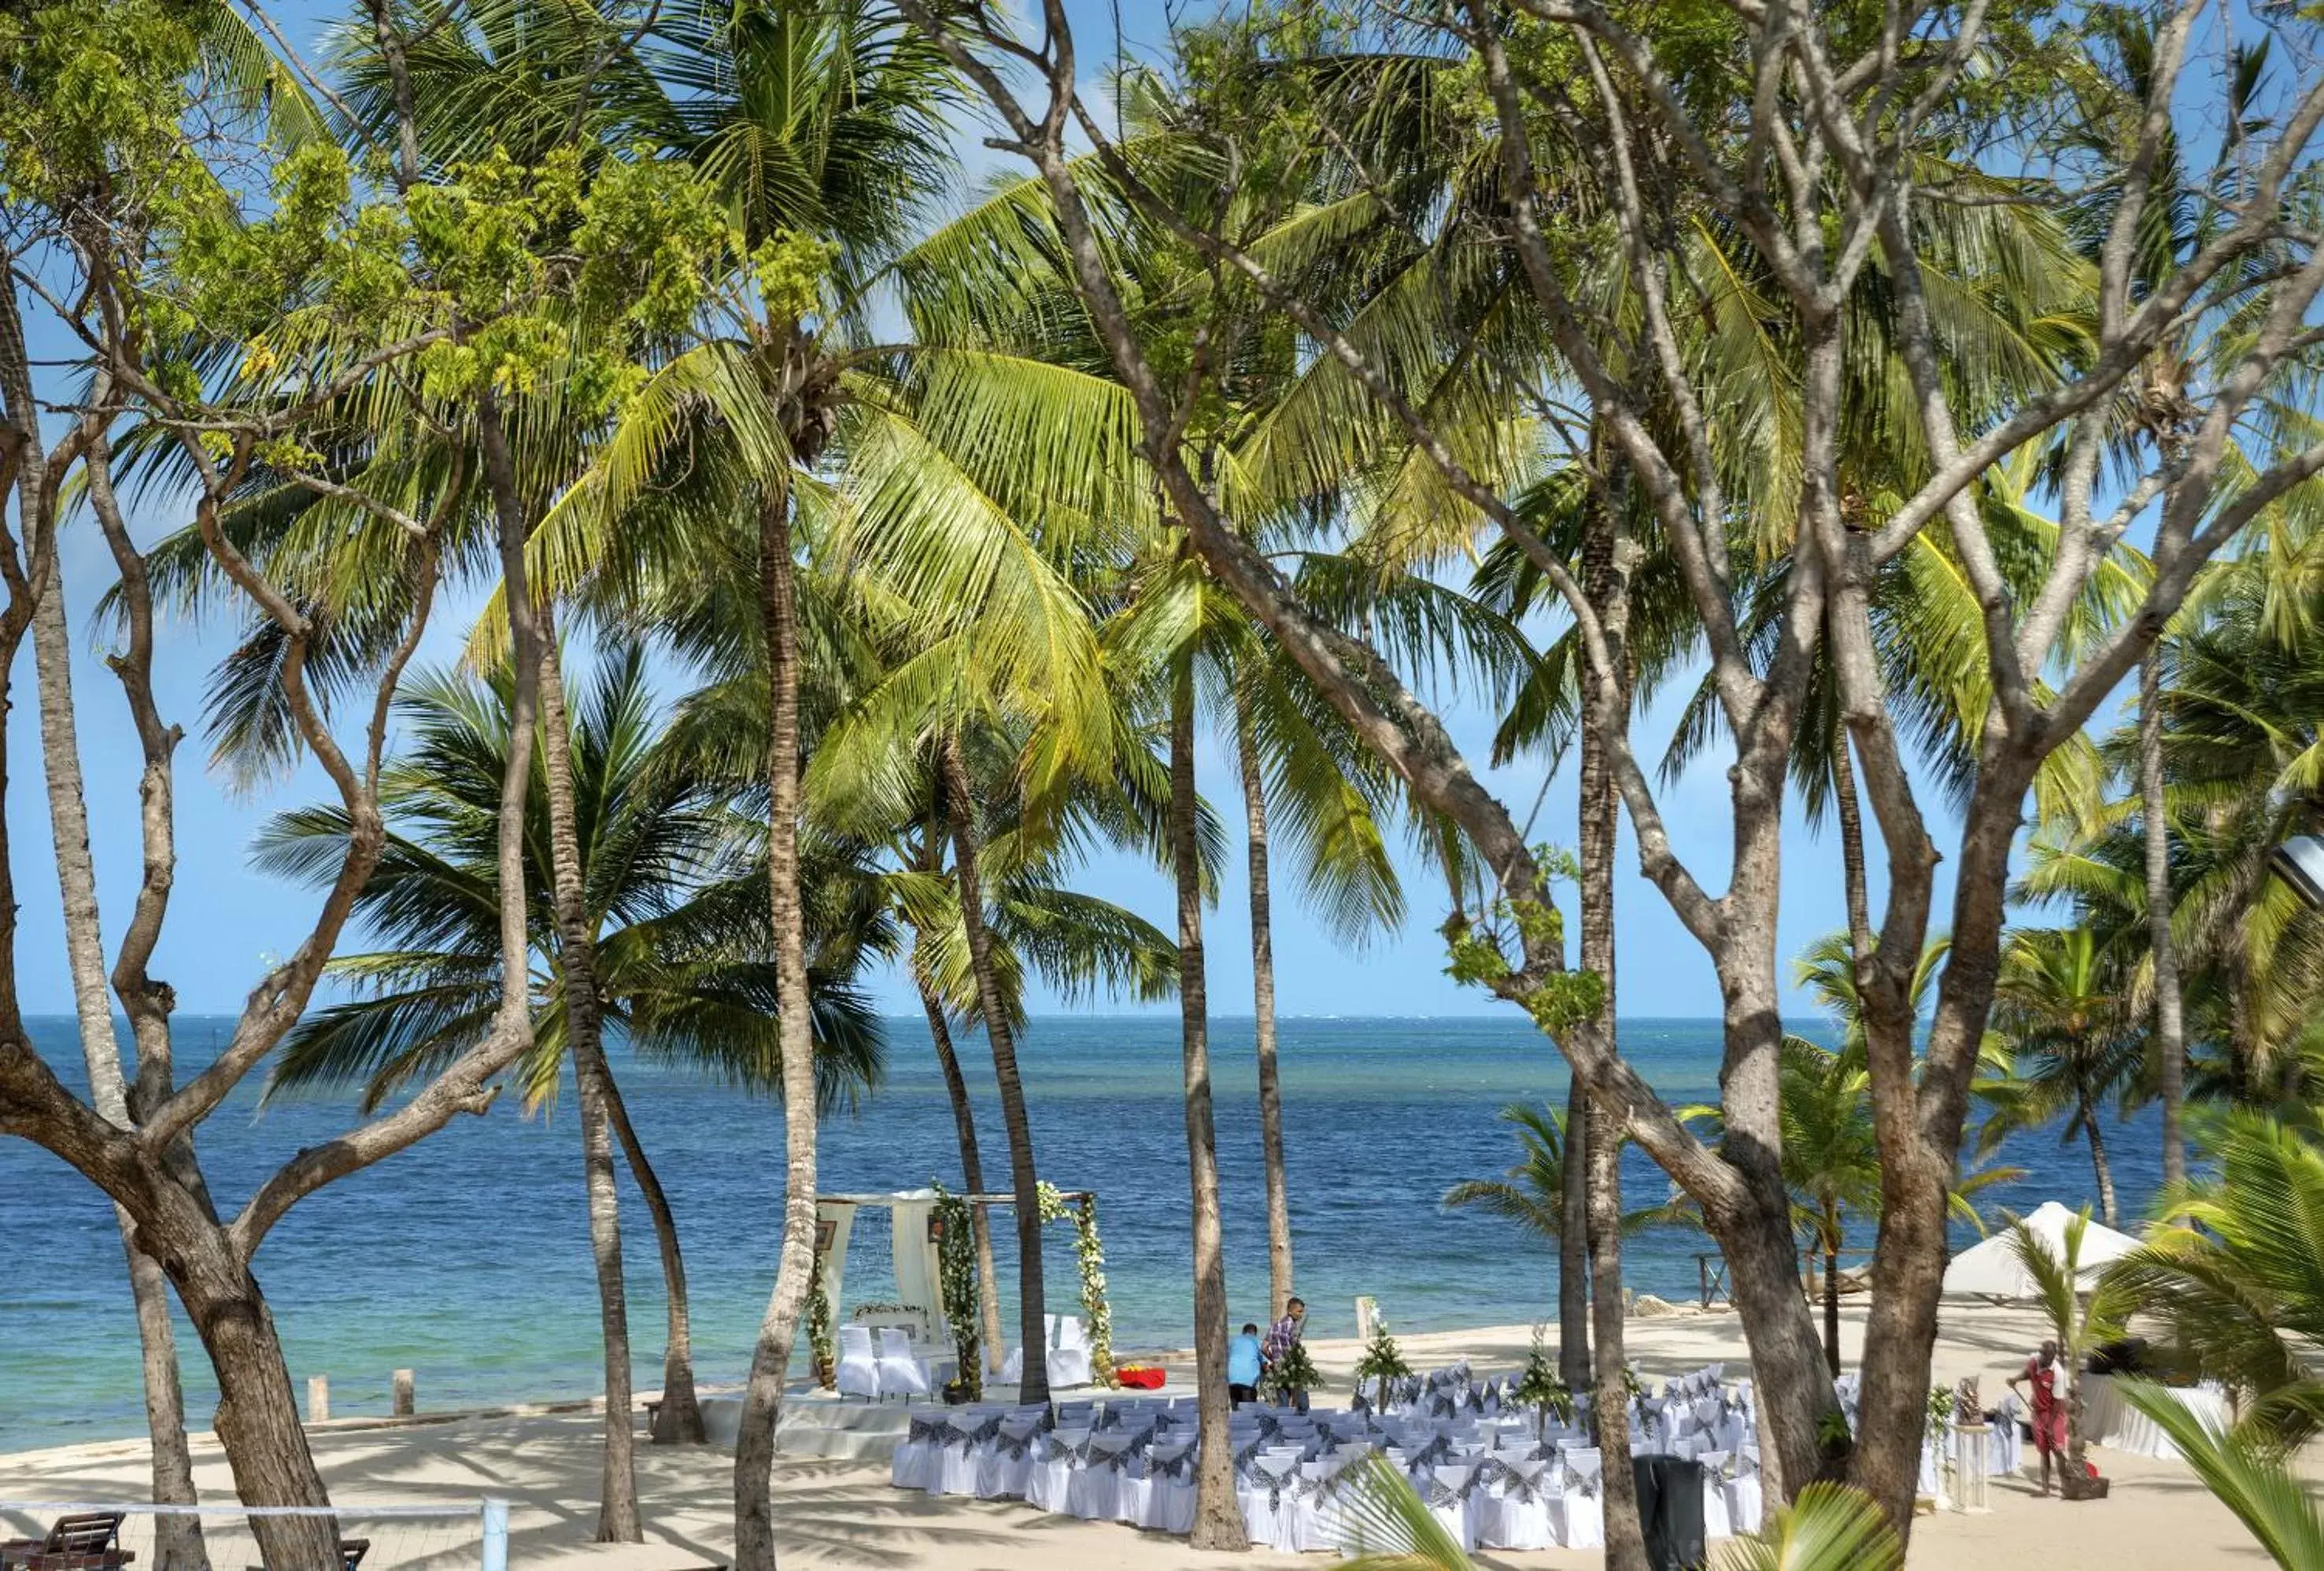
(2106, 1111, 2324, 1448)
(1990, 928, 2143, 1227)
(1776, 1038, 1886, 1380)
(1443, 1103, 1698, 1252)
(2117, 1380, 2324, 1569)
(257, 651, 888, 1488)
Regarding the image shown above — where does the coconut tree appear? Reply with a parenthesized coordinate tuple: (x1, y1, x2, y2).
(257, 652, 890, 1460)
(2107, 1111, 2324, 1448)
(1989, 928, 2143, 1227)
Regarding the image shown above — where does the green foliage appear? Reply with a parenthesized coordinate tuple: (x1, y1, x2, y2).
(2117, 1380, 2324, 1569)
(807, 1266, 835, 1392)
(1262, 1336, 1322, 1400)
(1716, 1482, 1903, 1571)
(1353, 1315, 1413, 1411)
(1038, 1181, 1118, 1387)
(932, 1185, 981, 1400)
(0, 0, 198, 201)
(2107, 1111, 2324, 1449)
(1511, 1325, 1573, 1426)
(257, 651, 887, 1114)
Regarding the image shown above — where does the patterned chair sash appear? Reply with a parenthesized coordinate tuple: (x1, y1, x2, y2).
(992, 1426, 1040, 1462)
(907, 1416, 946, 1447)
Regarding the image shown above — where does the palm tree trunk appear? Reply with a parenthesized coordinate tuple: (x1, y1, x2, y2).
(1831, 723, 1874, 959)
(1576, 427, 1645, 1571)
(1587, 1096, 1646, 1571)
(1823, 1226, 1843, 1380)
(1232, 678, 1295, 1316)
(2080, 1088, 2119, 1229)
(26, 537, 207, 1571)
(735, 468, 820, 1571)
(2141, 648, 2186, 1188)
(537, 630, 642, 1542)
(601, 1059, 707, 1443)
(940, 737, 1050, 1408)
(1173, 659, 1247, 1550)
(912, 952, 1006, 1377)
(1559, 1073, 1591, 1390)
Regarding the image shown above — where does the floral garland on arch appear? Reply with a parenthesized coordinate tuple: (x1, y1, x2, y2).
(807, 1270, 835, 1391)
(931, 1185, 981, 1400)
(1037, 1181, 1118, 1387)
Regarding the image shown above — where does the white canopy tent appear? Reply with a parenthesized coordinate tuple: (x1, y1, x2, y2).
(1940, 1201, 2143, 1300)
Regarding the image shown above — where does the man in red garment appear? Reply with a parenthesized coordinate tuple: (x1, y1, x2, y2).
(2008, 1340, 2071, 1494)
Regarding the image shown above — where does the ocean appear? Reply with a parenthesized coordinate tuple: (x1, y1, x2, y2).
(0, 1014, 2162, 1453)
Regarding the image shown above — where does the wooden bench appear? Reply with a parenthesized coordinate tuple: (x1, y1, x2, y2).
(0, 1513, 133, 1571)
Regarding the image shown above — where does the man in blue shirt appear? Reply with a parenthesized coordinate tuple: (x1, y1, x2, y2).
(1228, 1322, 1262, 1405)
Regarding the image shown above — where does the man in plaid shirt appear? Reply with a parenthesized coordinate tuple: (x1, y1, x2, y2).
(1260, 1297, 1308, 1409)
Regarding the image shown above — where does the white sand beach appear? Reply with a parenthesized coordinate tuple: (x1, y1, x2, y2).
(0, 1302, 2272, 1569)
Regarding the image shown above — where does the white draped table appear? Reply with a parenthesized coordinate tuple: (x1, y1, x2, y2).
(2079, 1374, 2229, 1462)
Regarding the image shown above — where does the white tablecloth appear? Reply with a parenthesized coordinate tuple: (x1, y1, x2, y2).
(2080, 1374, 2228, 1461)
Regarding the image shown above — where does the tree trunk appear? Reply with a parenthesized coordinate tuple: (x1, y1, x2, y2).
(1576, 615, 1644, 1571)
(1823, 1232, 1842, 1380)
(913, 957, 1005, 1377)
(1587, 1097, 1646, 1571)
(2081, 1089, 2119, 1229)
(537, 633, 642, 1541)
(1559, 1072, 1592, 1391)
(940, 737, 1051, 1407)
(2141, 648, 2185, 1188)
(1172, 659, 1247, 1550)
(165, 1220, 340, 1571)
(734, 471, 818, 1571)
(1233, 679, 1295, 1317)
(27, 537, 207, 1569)
(601, 1063, 707, 1443)
(1831, 729, 1874, 960)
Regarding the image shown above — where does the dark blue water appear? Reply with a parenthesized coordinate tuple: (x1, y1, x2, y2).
(0, 1014, 2160, 1451)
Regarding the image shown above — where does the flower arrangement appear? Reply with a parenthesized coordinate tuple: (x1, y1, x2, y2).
(1037, 1181, 1118, 1387)
(1351, 1313, 1413, 1413)
(1927, 1383, 1954, 1443)
(1262, 1336, 1324, 1402)
(931, 1185, 981, 1400)
(1511, 1324, 1575, 1433)
(807, 1271, 834, 1391)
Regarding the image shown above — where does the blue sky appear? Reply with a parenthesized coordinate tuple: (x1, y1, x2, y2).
(0, 0, 2023, 1024)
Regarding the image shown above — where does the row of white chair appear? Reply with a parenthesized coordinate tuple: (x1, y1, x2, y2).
(998, 1313, 1094, 1389)
(889, 1395, 1766, 1551)
(835, 1325, 935, 1402)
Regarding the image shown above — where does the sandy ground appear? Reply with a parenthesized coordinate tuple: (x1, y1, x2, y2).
(0, 1303, 2272, 1569)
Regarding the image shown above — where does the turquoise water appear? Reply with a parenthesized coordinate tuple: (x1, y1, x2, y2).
(0, 1014, 2160, 1452)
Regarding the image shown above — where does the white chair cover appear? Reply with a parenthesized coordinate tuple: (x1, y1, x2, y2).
(938, 1409, 999, 1495)
(1070, 1431, 1139, 1520)
(1025, 1425, 1090, 1514)
(1724, 1448, 1764, 1533)
(1696, 1450, 1733, 1538)
(1477, 1456, 1556, 1550)
(977, 1413, 1043, 1499)
(837, 1325, 881, 1401)
(1140, 1440, 1198, 1535)
(1551, 1447, 1605, 1550)
(876, 1328, 931, 1400)
(891, 1411, 945, 1492)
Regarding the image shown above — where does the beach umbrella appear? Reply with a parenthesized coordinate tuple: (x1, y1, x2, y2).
(1941, 1201, 2142, 1299)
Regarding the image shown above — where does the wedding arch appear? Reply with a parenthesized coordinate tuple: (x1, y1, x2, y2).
(810, 1182, 1115, 1395)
